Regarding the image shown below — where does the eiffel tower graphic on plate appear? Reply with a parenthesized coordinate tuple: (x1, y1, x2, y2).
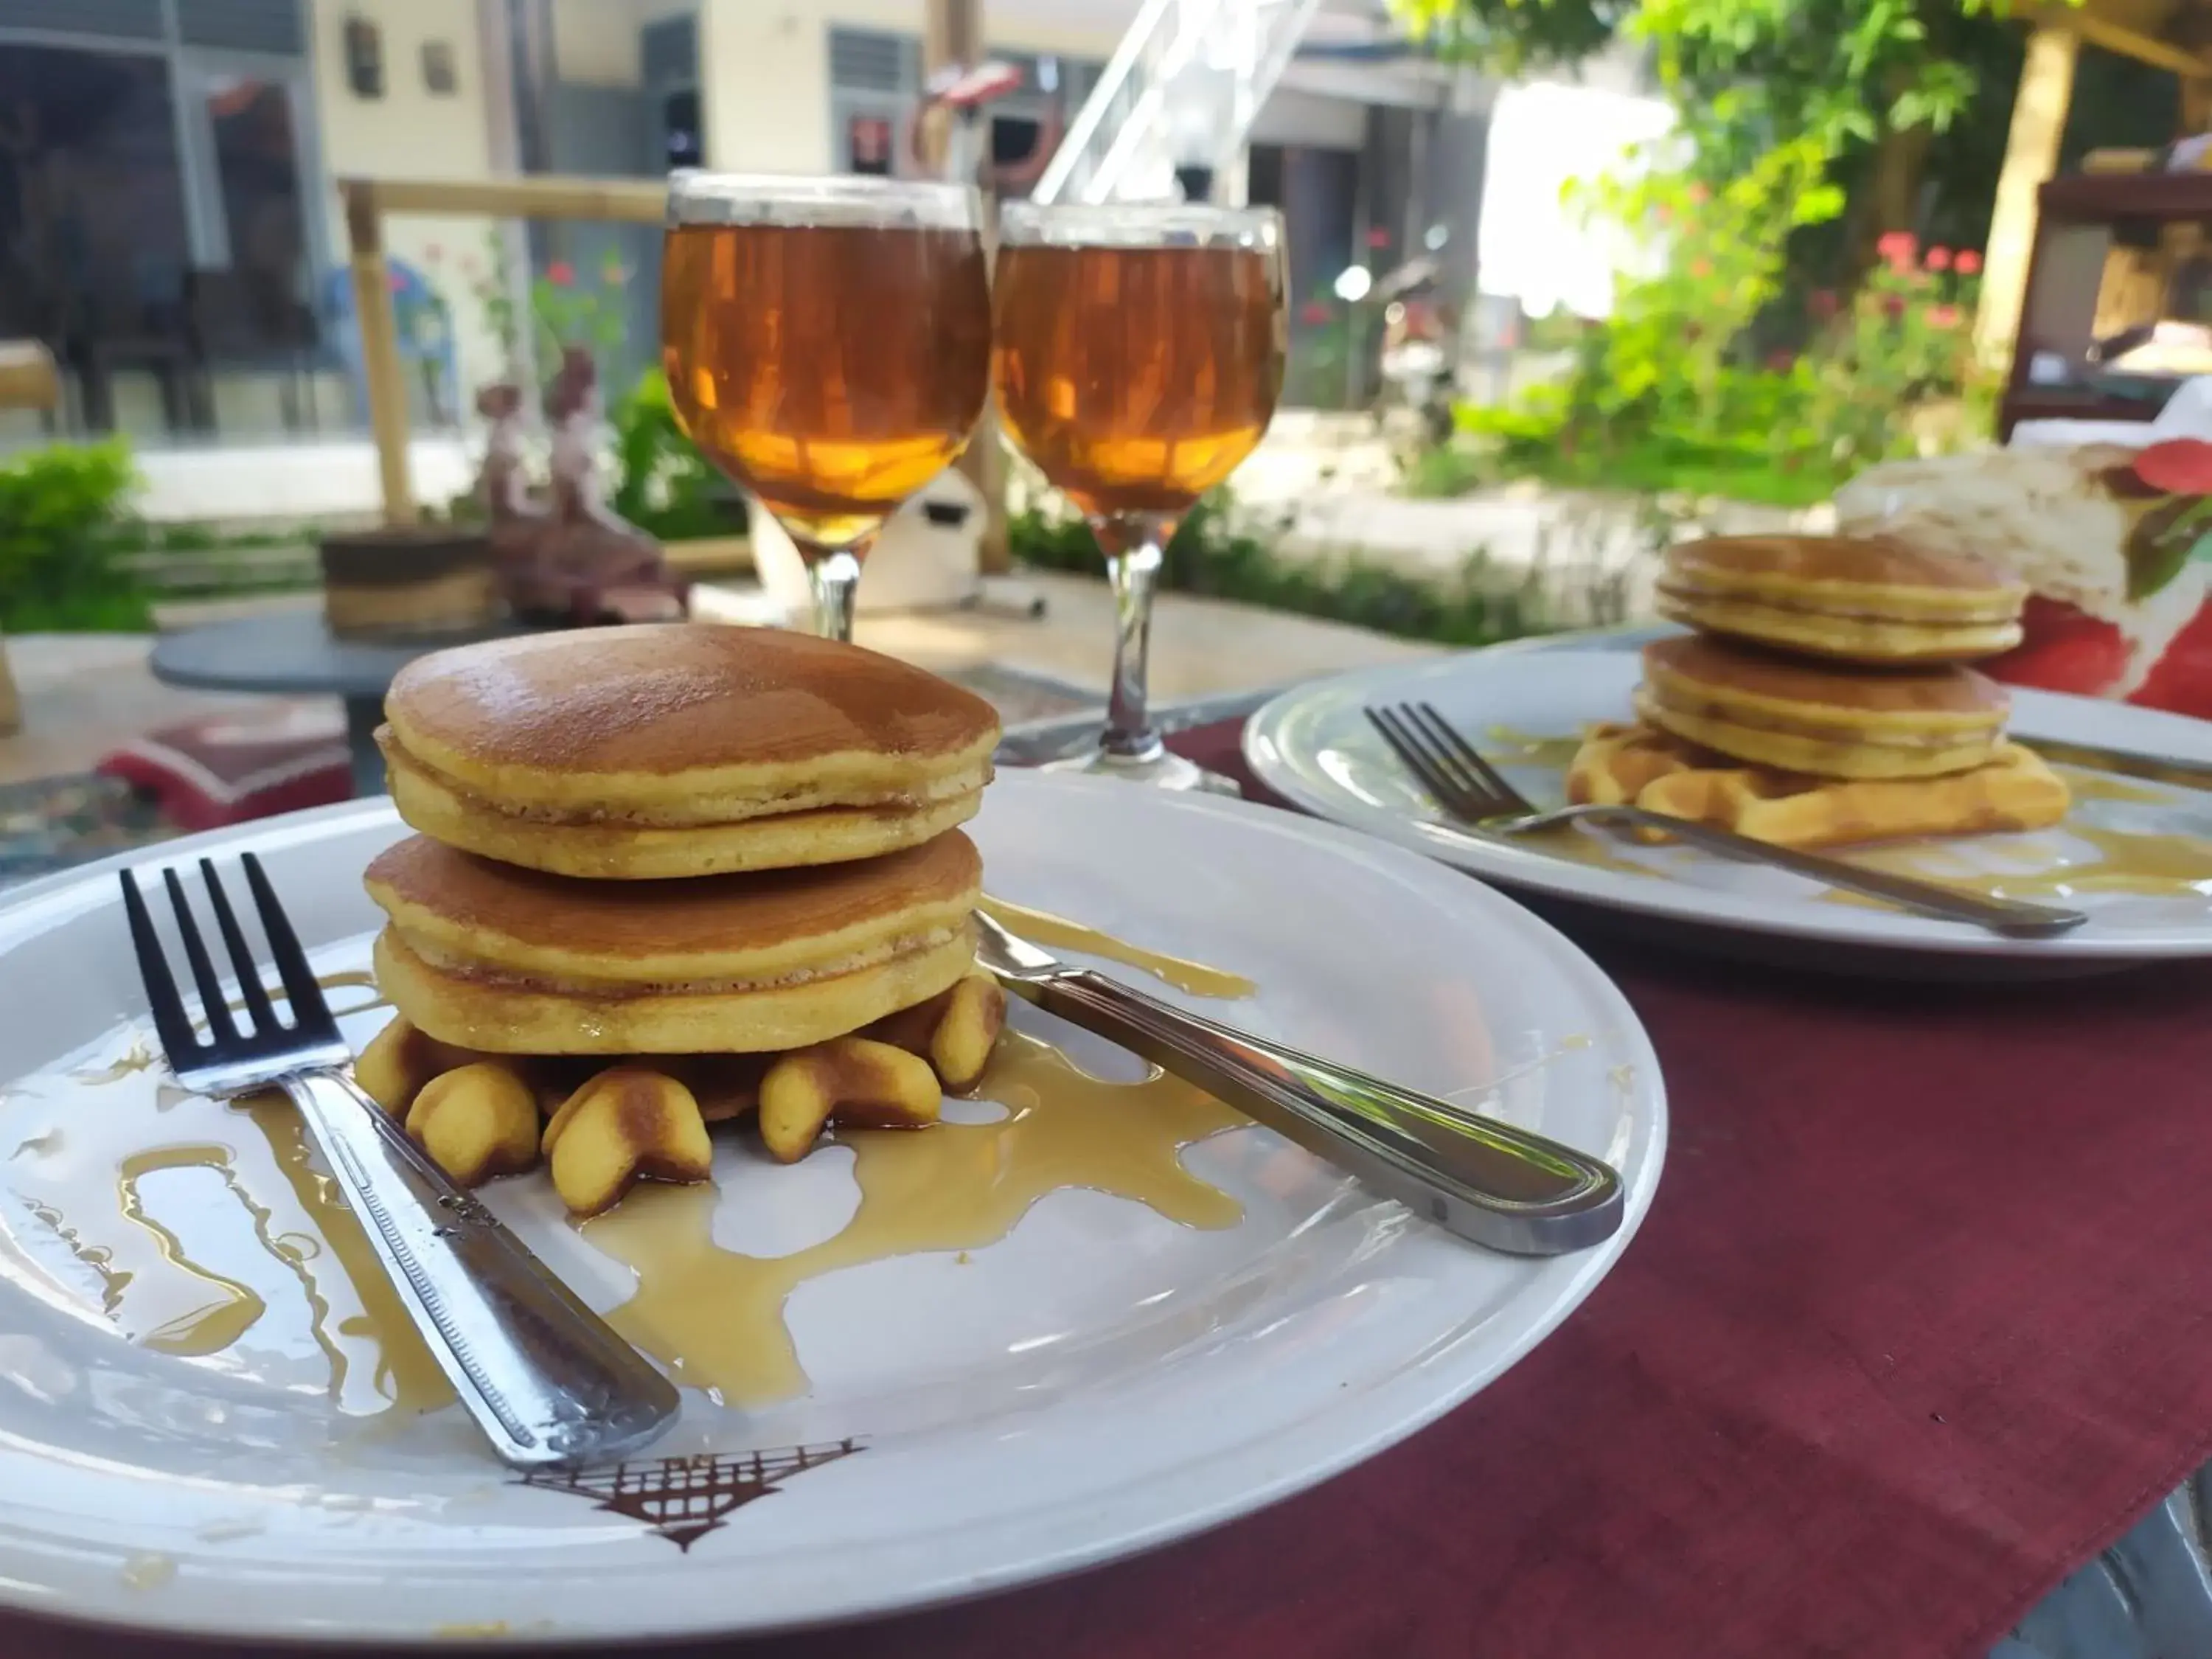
(517, 1439, 864, 1552)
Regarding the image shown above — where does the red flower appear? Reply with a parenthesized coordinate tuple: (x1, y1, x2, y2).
(1298, 299, 1334, 325)
(1989, 597, 2130, 698)
(1955, 249, 1983, 276)
(1808, 288, 1838, 319)
(1877, 229, 1917, 271)
(1927, 304, 1961, 329)
(546, 260, 575, 287)
(1366, 226, 1391, 248)
(2133, 437, 2212, 493)
(1882, 293, 1906, 319)
(1924, 246, 1951, 271)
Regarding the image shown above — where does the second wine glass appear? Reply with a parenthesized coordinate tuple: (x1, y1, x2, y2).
(661, 173, 993, 641)
(992, 200, 1286, 790)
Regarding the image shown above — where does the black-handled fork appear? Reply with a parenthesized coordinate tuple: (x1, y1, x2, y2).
(1366, 701, 2088, 939)
(120, 852, 680, 1466)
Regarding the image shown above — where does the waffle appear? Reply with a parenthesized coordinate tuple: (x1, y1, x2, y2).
(1565, 721, 2071, 850)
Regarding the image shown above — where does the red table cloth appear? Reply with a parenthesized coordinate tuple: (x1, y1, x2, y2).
(11, 720, 2212, 1658)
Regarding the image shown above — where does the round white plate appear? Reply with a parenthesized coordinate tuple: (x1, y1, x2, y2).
(0, 770, 1663, 1644)
(1245, 647, 2212, 965)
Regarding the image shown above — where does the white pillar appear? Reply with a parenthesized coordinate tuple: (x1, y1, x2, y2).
(698, 0, 834, 174)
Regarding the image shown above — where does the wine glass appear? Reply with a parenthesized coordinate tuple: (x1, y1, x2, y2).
(992, 200, 1286, 790)
(661, 173, 994, 641)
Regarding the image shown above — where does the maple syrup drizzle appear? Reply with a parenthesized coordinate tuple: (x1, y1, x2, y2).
(234, 1092, 453, 1414)
(584, 1029, 1250, 1407)
(112, 1146, 269, 1356)
(192, 968, 391, 1036)
(977, 897, 1256, 1000)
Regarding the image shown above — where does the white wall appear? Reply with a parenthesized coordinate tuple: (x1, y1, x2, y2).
(552, 0, 645, 88)
(698, 0, 1135, 173)
(308, 0, 507, 399)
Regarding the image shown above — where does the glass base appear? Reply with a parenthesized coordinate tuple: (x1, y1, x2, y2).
(1041, 745, 1242, 796)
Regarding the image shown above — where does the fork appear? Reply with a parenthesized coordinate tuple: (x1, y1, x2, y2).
(119, 852, 680, 1467)
(975, 911, 1624, 1256)
(1366, 703, 2088, 940)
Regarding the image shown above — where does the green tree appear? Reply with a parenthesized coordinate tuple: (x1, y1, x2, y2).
(1394, 0, 2045, 281)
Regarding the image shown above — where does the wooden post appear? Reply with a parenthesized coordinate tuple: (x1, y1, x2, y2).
(924, 0, 1014, 577)
(344, 181, 418, 525)
(1975, 24, 2080, 373)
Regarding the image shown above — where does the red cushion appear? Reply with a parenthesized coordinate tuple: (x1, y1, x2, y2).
(97, 703, 352, 832)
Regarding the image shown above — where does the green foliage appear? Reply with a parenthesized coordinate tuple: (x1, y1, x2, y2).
(608, 369, 747, 543)
(0, 440, 152, 632)
(1442, 234, 1993, 503)
(1009, 495, 1559, 648)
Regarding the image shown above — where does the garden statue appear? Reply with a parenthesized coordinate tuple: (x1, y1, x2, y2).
(475, 382, 543, 568)
(500, 348, 686, 625)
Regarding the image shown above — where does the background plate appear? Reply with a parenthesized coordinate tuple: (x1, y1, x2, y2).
(1245, 650, 2212, 967)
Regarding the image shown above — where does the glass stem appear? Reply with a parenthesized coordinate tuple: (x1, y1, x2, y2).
(1101, 517, 1168, 763)
(808, 548, 863, 643)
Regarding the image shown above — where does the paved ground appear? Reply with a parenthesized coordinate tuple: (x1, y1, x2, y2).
(0, 573, 1441, 790)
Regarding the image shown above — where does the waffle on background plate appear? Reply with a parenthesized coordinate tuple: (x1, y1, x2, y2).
(1573, 535, 2070, 849)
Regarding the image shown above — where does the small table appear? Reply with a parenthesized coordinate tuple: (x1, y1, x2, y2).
(149, 612, 533, 796)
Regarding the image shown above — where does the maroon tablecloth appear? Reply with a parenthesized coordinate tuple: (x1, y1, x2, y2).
(12, 721, 2212, 1658)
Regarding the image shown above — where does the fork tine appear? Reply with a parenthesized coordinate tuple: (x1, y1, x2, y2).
(242, 852, 335, 1038)
(200, 859, 278, 1037)
(119, 871, 202, 1065)
(1411, 703, 1531, 815)
(1368, 705, 1483, 818)
(161, 867, 237, 1045)
(1388, 703, 1493, 811)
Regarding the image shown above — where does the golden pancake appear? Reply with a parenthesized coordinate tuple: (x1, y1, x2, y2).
(373, 928, 976, 1055)
(380, 624, 1000, 874)
(1566, 720, 2070, 849)
(364, 832, 982, 1053)
(1656, 535, 2025, 664)
(1638, 635, 2008, 779)
(382, 736, 983, 879)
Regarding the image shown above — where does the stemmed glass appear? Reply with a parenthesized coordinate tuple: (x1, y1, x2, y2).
(661, 173, 994, 641)
(992, 201, 1286, 790)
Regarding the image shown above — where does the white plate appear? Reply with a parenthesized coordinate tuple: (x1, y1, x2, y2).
(1245, 649, 2212, 966)
(0, 770, 1663, 1644)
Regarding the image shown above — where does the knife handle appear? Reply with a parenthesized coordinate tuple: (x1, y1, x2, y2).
(1017, 970, 1624, 1256)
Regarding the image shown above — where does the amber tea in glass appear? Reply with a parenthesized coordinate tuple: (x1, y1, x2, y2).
(662, 175, 992, 640)
(992, 202, 1285, 790)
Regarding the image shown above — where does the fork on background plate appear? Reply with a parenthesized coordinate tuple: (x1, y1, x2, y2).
(1365, 701, 2088, 941)
(119, 851, 680, 1467)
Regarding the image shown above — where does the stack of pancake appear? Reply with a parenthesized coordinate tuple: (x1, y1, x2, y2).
(1568, 535, 2073, 848)
(364, 623, 999, 1057)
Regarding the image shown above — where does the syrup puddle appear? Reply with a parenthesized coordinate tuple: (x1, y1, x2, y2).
(114, 1146, 268, 1355)
(978, 897, 1256, 999)
(1466, 746, 2212, 904)
(20, 955, 1253, 1413)
(234, 1092, 453, 1413)
(585, 1029, 1250, 1406)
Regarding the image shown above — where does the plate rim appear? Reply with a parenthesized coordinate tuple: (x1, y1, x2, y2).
(0, 770, 1667, 1644)
(1243, 649, 2212, 962)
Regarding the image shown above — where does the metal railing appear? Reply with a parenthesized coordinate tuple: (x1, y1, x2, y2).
(1034, 0, 1327, 205)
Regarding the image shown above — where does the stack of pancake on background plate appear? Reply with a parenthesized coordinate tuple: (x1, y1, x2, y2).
(353, 623, 1008, 1214)
(1568, 535, 2073, 849)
